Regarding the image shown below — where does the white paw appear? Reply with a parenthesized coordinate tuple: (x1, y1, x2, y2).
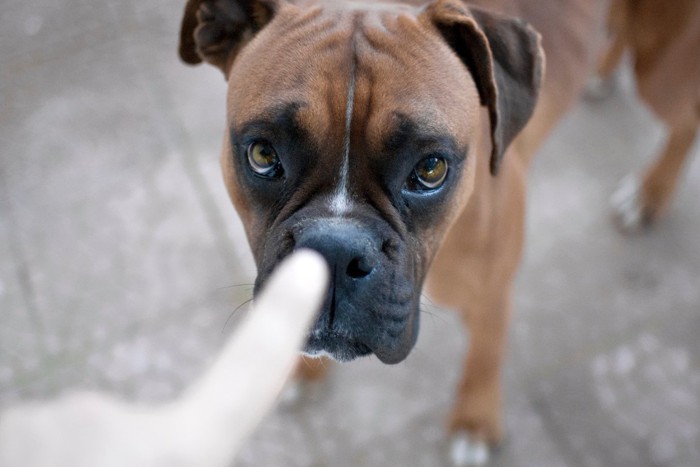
(449, 431, 490, 466)
(610, 174, 646, 234)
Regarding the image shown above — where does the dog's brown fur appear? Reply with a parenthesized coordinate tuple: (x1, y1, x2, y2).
(179, 0, 698, 454)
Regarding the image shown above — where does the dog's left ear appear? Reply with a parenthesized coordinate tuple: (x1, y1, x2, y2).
(425, 0, 544, 174)
(179, 0, 280, 76)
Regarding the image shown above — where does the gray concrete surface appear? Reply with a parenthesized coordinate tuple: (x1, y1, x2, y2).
(1, 1, 698, 466)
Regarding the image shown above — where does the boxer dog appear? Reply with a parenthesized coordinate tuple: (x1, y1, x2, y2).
(178, 0, 603, 463)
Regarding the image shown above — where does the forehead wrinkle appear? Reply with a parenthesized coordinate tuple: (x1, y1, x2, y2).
(293, 16, 358, 165)
(352, 48, 450, 152)
(232, 101, 307, 137)
(228, 7, 354, 126)
(382, 114, 457, 151)
(349, 10, 477, 154)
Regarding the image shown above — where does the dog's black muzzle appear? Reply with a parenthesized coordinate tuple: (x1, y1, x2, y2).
(255, 215, 420, 364)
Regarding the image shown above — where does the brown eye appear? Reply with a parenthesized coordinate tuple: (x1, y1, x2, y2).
(247, 141, 281, 177)
(408, 157, 448, 191)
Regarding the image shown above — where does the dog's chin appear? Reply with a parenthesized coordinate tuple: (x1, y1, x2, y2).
(303, 329, 415, 364)
(303, 333, 373, 363)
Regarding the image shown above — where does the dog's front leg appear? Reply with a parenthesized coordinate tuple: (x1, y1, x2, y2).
(446, 291, 513, 465)
(426, 155, 527, 465)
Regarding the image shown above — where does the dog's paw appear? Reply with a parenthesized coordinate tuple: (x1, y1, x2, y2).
(610, 174, 648, 234)
(448, 431, 491, 467)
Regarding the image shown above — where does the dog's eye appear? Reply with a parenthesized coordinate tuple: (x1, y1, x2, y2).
(406, 156, 448, 191)
(247, 141, 282, 178)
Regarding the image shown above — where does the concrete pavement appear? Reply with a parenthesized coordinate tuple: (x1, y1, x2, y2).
(1, 1, 698, 465)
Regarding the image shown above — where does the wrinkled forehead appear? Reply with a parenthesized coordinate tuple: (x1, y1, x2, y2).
(226, 5, 352, 138)
(227, 2, 480, 147)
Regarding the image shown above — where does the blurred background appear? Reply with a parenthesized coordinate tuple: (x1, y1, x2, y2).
(1, 1, 699, 465)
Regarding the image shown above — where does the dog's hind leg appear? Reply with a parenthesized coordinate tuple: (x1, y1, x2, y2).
(639, 121, 698, 223)
(612, 119, 698, 232)
(586, 0, 629, 100)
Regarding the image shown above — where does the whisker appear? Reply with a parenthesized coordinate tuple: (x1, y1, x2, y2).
(193, 284, 254, 310)
(419, 300, 441, 313)
(221, 297, 255, 334)
(419, 293, 440, 309)
(299, 354, 328, 371)
(419, 305, 448, 326)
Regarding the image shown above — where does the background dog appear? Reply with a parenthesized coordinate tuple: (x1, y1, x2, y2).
(601, 0, 700, 233)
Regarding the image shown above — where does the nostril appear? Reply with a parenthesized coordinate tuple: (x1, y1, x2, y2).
(346, 257, 373, 279)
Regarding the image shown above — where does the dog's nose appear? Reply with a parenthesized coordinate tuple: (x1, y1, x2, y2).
(294, 220, 379, 282)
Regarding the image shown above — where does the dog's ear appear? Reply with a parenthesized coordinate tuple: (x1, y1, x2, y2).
(179, 0, 280, 76)
(426, 0, 544, 174)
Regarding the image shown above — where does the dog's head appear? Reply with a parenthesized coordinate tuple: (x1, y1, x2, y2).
(179, 0, 543, 363)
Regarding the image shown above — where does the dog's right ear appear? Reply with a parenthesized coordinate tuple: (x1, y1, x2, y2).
(425, 0, 543, 175)
(179, 0, 280, 76)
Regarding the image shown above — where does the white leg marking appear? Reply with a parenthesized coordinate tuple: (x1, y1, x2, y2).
(610, 174, 645, 233)
(449, 431, 491, 466)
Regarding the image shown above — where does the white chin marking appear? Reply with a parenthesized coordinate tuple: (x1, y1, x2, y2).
(449, 431, 490, 466)
(301, 349, 338, 361)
